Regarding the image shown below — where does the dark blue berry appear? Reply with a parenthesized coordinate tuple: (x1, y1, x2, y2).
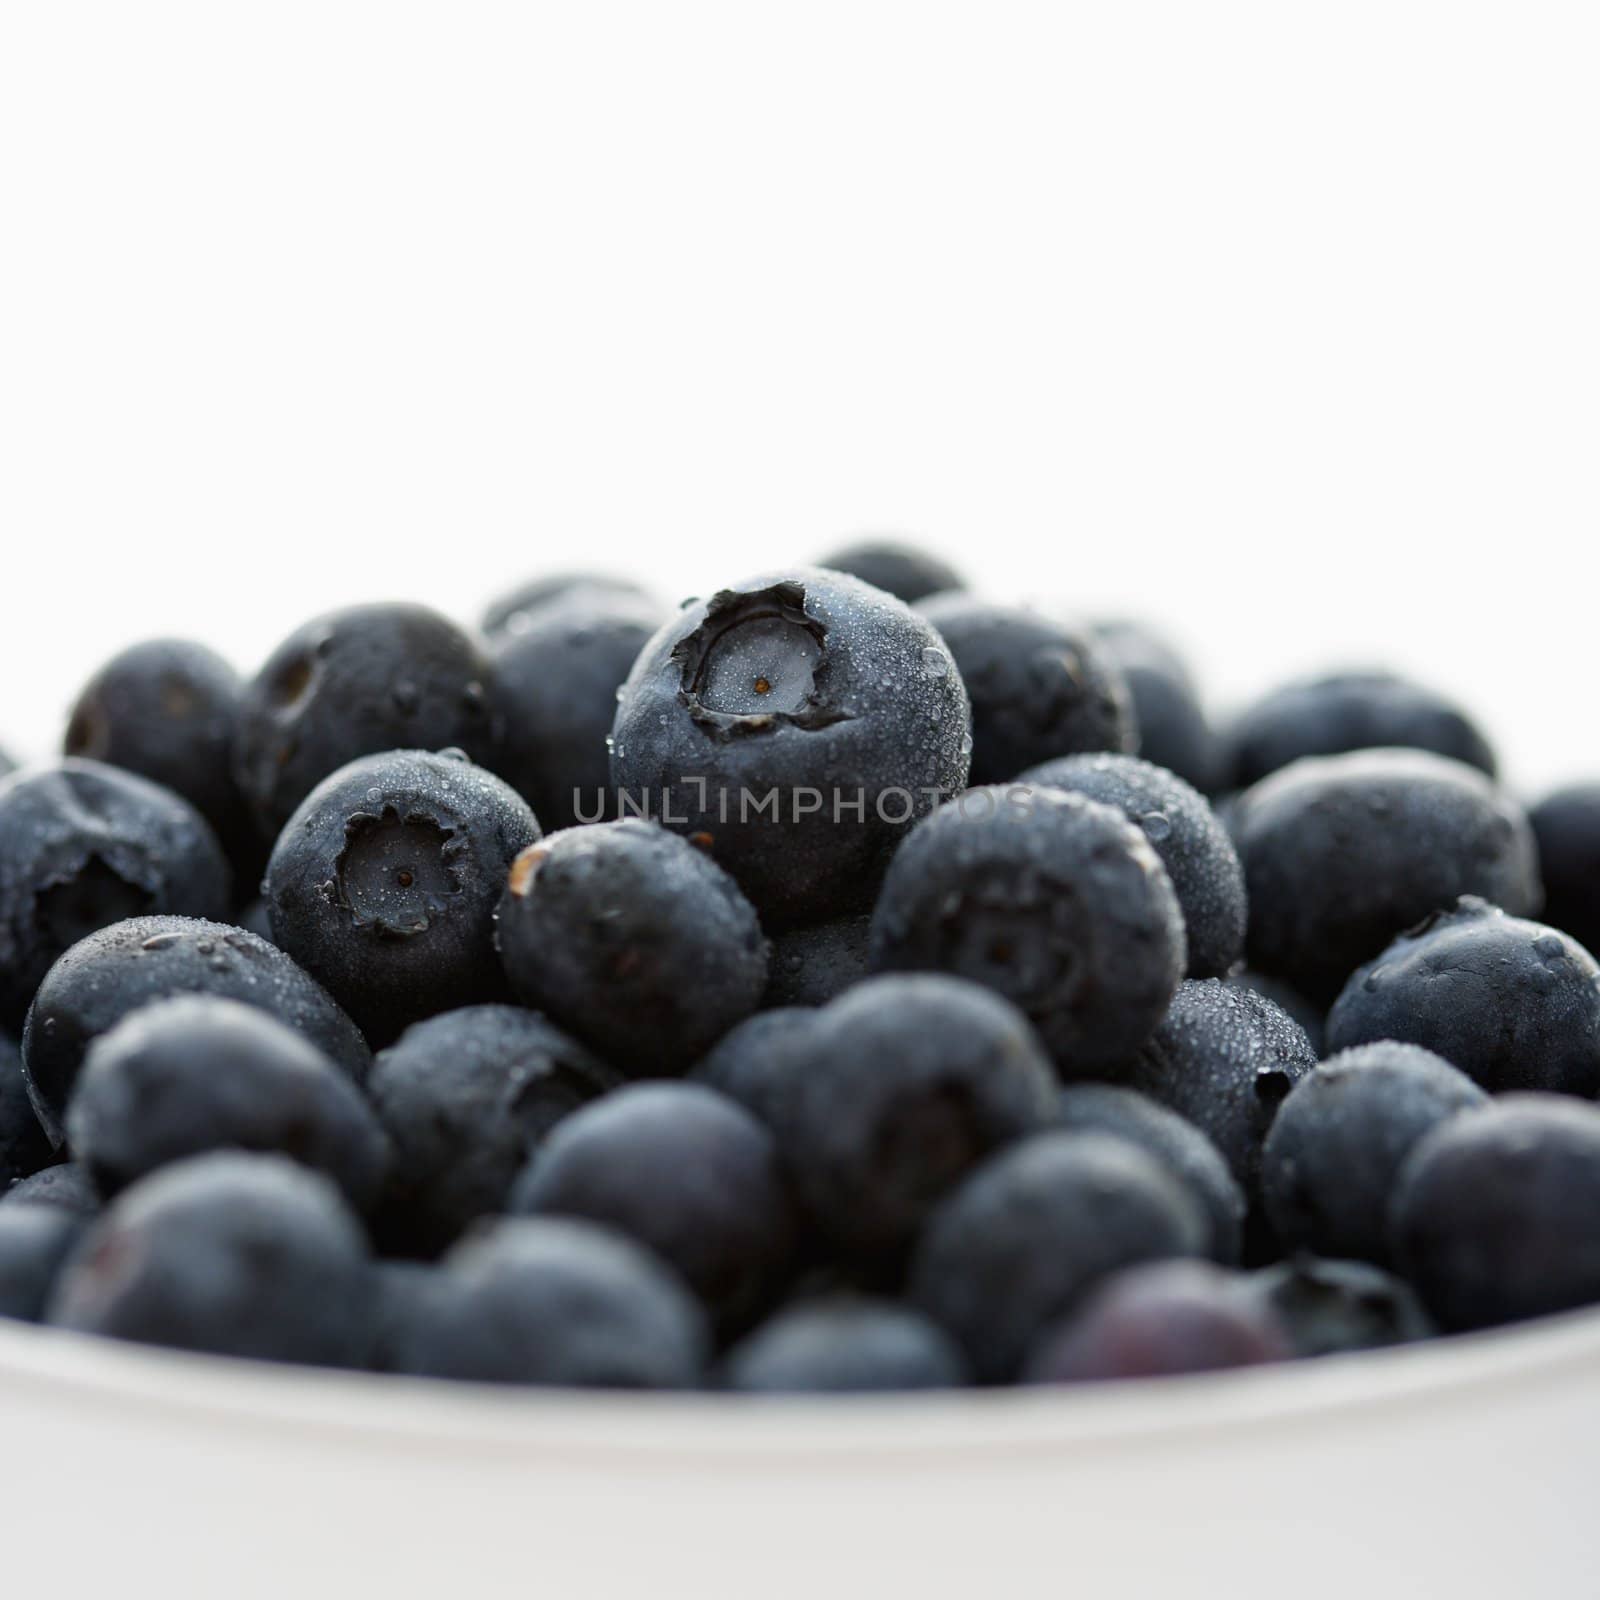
(763, 914, 871, 1009)
(1242, 1257, 1434, 1357)
(266, 749, 540, 1041)
(48, 1152, 375, 1366)
(1090, 620, 1221, 794)
(724, 1297, 968, 1392)
(0, 1205, 85, 1322)
(1528, 783, 1600, 957)
(512, 1082, 798, 1334)
(21, 915, 370, 1146)
(1261, 1042, 1487, 1264)
(815, 537, 965, 604)
(234, 603, 495, 836)
(870, 786, 1186, 1075)
(495, 820, 768, 1075)
(908, 1130, 1208, 1382)
(610, 570, 970, 926)
(368, 1004, 617, 1256)
(1018, 752, 1246, 977)
(1326, 897, 1600, 1097)
(396, 1216, 708, 1387)
(1234, 749, 1540, 1004)
(919, 596, 1135, 784)
(66, 995, 391, 1210)
(0, 760, 231, 1030)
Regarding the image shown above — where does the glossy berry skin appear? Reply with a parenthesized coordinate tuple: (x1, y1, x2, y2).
(1121, 979, 1317, 1205)
(1326, 898, 1600, 1097)
(1233, 748, 1540, 1004)
(0, 1206, 85, 1321)
(66, 995, 391, 1211)
(769, 976, 1057, 1258)
(0, 1033, 52, 1192)
(1391, 1095, 1600, 1331)
(367, 1005, 618, 1257)
(814, 537, 965, 604)
(397, 1216, 708, 1388)
(1, 1163, 99, 1217)
(1224, 970, 1325, 1056)
(1022, 1260, 1290, 1384)
(723, 1298, 969, 1393)
(0, 761, 231, 1030)
(1243, 1257, 1434, 1357)
(610, 569, 970, 928)
(1225, 670, 1497, 790)
(21, 916, 371, 1146)
(266, 749, 540, 1042)
(48, 1152, 375, 1367)
(763, 914, 871, 1009)
(1090, 620, 1221, 794)
(234, 603, 496, 837)
(489, 592, 662, 832)
(512, 1082, 798, 1334)
(919, 596, 1135, 785)
(480, 572, 659, 640)
(1261, 1042, 1487, 1265)
(1529, 784, 1600, 956)
(1018, 752, 1246, 977)
(1056, 1084, 1245, 1265)
(63, 638, 260, 874)
(496, 820, 768, 1076)
(908, 1130, 1209, 1382)
(870, 787, 1186, 1075)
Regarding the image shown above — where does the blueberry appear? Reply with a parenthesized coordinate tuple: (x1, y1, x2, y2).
(266, 749, 540, 1041)
(63, 638, 261, 875)
(1223, 970, 1326, 1055)
(1326, 898, 1600, 1096)
(919, 596, 1135, 784)
(495, 820, 768, 1075)
(610, 569, 970, 926)
(236, 895, 276, 944)
(397, 1216, 708, 1387)
(0, 1032, 51, 1192)
(1233, 749, 1540, 1004)
(0, 1206, 85, 1321)
(1, 1162, 100, 1217)
(489, 591, 664, 831)
(48, 1152, 375, 1366)
(1120, 979, 1318, 1205)
(688, 1007, 817, 1127)
(21, 915, 371, 1146)
(1017, 752, 1246, 977)
(1260, 1042, 1487, 1264)
(511, 1082, 798, 1334)
(1225, 670, 1497, 790)
(814, 537, 966, 604)
(66, 995, 391, 1210)
(1242, 1257, 1435, 1357)
(481, 572, 659, 640)
(762, 975, 1055, 1258)
(1090, 620, 1222, 794)
(0, 761, 231, 1029)
(366, 1259, 451, 1373)
(234, 603, 495, 837)
(368, 1004, 618, 1256)
(1391, 1095, 1600, 1330)
(723, 1297, 968, 1392)
(763, 914, 871, 1009)
(1529, 783, 1600, 956)
(908, 1130, 1209, 1382)
(869, 786, 1186, 1074)
(1056, 1083, 1245, 1264)
(1022, 1259, 1290, 1383)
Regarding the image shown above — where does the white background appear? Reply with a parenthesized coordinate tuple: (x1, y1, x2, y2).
(2, 1, 1597, 794)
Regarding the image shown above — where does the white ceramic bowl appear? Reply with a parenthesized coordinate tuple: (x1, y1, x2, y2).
(3, 1305, 1597, 1598)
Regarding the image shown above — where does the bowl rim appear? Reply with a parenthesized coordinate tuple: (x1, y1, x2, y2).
(4, 1301, 1599, 1464)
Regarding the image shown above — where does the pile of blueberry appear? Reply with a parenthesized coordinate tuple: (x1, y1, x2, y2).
(3, 537, 1600, 1394)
